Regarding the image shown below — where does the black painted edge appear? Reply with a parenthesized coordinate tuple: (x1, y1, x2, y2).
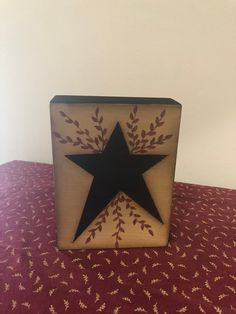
(50, 95, 181, 106)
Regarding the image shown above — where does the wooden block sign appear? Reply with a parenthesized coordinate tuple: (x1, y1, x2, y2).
(50, 96, 181, 249)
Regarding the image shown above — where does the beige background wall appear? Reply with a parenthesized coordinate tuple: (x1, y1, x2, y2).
(0, 0, 236, 188)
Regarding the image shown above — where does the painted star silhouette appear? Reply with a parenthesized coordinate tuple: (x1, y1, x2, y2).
(66, 123, 167, 241)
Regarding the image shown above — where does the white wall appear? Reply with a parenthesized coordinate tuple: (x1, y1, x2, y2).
(0, 0, 236, 188)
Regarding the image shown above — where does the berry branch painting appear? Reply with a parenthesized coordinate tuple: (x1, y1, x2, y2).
(84, 192, 154, 248)
(53, 108, 108, 153)
(53, 106, 173, 247)
(126, 105, 173, 153)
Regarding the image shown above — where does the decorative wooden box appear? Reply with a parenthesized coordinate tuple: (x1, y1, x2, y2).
(50, 96, 181, 249)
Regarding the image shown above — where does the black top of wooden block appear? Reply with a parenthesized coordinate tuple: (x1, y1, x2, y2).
(50, 95, 181, 106)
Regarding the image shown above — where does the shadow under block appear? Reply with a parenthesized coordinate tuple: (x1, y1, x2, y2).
(50, 96, 182, 249)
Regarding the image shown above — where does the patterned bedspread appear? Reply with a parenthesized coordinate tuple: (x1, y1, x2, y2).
(0, 161, 235, 313)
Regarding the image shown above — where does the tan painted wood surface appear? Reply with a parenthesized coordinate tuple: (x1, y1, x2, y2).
(50, 97, 181, 249)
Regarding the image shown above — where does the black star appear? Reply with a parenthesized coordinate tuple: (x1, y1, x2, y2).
(66, 123, 167, 241)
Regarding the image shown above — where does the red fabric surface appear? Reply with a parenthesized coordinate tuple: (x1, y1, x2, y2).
(0, 161, 235, 314)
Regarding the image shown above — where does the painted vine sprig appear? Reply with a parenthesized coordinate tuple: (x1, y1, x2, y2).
(124, 195, 154, 236)
(91, 107, 108, 151)
(112, 193, 125, 248)
(127, 106, 173, 153)
(85, 206, 109, 244)
(126, 105, 139, 149)
(53, 107, 108, 153)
